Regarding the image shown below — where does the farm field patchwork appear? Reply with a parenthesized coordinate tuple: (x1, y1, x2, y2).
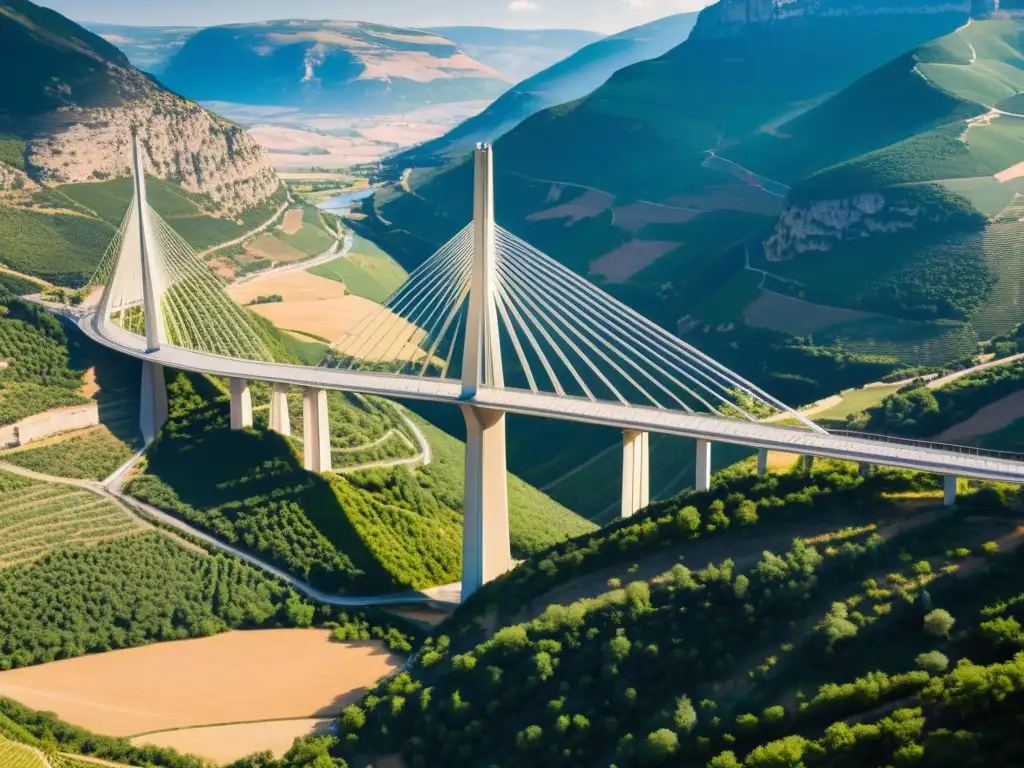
(307, 234, 408, 303)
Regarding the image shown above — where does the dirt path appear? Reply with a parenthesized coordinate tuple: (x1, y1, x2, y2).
(927, 353, 1024, 390)
(196, 198, 292, 258)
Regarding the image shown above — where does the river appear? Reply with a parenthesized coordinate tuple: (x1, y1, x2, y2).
(318, 188, 377, 211)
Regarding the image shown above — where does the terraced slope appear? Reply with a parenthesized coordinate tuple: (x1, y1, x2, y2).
(0, 470, 143, 567)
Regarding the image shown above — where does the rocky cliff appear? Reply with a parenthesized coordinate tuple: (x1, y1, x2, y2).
(1, 0, 279, 215)
(763, 192, 933, 261)
(26, 91, 279, 215)
(691, 0, 972, 39)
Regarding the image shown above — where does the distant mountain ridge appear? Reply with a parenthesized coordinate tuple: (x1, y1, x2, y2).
(158, 20, 511, 114)
(401, 13, 699, 162)
(83, 22, 200, 74)
(422, 27, 603, 81)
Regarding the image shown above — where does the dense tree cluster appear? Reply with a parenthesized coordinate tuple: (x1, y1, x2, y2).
(0, 289, 87, 425)
(0, 531, 416, 669)
(448, 461, 942, 635)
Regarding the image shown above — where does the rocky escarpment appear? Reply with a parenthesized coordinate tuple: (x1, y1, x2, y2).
(0, 163, 36, 193)
(763, 192, 941, 262)
(26, 90, 278, 215)
(692, 0, 972, 39)
(1, 0, 279, 216)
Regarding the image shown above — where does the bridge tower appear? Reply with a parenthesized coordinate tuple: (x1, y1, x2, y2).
(460, 144, 512, 599)
(131, 129, 169, 444)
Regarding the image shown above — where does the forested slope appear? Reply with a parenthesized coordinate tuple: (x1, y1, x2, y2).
(255, 458, 1024, 767)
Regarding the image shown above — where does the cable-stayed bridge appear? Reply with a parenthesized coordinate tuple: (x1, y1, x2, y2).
(76, 132, 1024, 600)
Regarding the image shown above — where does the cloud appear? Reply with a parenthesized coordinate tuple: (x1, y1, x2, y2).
(508, 0, 540, 10)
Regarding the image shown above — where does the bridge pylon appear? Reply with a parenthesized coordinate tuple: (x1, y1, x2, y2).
(460, 144, 512, 599)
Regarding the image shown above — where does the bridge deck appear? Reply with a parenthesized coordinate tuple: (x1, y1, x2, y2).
(78, 313, 1024, 486)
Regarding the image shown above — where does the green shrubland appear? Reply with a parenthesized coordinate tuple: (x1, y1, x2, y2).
(126, 372, 592, 594)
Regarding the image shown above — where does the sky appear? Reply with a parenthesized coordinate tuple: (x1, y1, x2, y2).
(47, 0, 715, 34)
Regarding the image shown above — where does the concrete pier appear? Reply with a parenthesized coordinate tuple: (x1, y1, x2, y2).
(622, 430, 650, 518)
(139, 360, 168, 445)
(696, 439, 711, 492)
(461, 405, 511, 599)
(269, 383, 291, 436)
(757, 448, 768, 477)
(229, 378, 253, 430)
(944, 475, 958, 507)
(302, 388, 332, 473)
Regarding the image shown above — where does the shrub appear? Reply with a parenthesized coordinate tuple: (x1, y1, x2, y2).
(915, 650, 950, 674)
(924, 609, 956, 639)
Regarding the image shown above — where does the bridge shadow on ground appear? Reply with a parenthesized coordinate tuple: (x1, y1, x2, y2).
(129, 371, 409, 596)
(65, 323, 143, 447)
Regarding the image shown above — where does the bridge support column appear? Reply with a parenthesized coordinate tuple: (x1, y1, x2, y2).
(302, 388, 332, 473)
(696, 439, 712, 492)
(944, 476, 958, 507)
(757, 448, 768, 477)
(139, 361, 168, 446)
(802, 455, 816, 475)
(859, 462, 873, 479)
(269, 383, 291, 436)
(621, 430, 650, 518)
(461, 405, 511, 600)
(229, 378, 253, 431)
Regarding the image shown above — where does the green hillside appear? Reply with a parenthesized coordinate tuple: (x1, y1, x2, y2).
(125, 370, 594, 596)
(0, 177, 288, 286)
(0, 290, 88, 426)
(258, 458, 1024, 767)
(746, 20, 1024, 367)
(360, 5, 975, 511)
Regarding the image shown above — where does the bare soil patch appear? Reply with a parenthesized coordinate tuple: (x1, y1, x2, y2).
(81, 368, 100, 399)
(996, 160, 1024, 182)
(228, 270, 347, 305)
(526, 189, 614, 225)
(250, 297, 427, 360)
(744, 289, 880, 335)
(280, 208, 304, 235)
(589, 241, 681, 282)
(0, 630, 401, 737)
(137, 718, 335, 765)
(936, 389, 1024, 442)
(356, 51, 503, 83)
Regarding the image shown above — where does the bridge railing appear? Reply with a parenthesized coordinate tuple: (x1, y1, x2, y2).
(828, 429, 1024, 463)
